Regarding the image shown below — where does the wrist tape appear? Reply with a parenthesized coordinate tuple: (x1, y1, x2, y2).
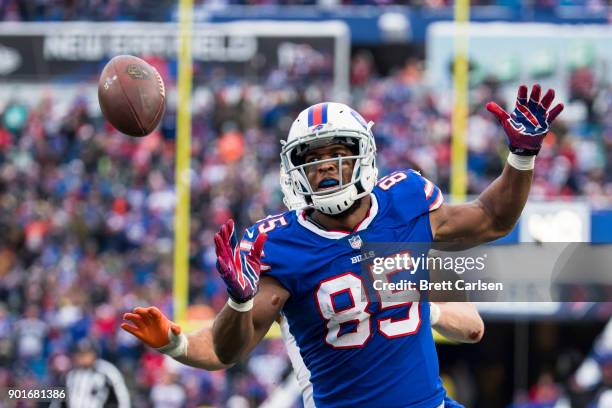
(507, 152, 535, 171)
(155, 329, 188, 358)
(227, 297, 254, 312)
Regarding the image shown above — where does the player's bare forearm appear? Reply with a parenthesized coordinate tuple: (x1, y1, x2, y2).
(211, 277, 288, 365)
(212, 306, 255, 365)
(478, 163, 532, 234)
(173, 327, 233, 371)
(431, 165, 530, 246)
(432, 302, 484, 343)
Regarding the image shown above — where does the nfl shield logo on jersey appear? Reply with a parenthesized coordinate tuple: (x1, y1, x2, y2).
(348, 235, 363, 250)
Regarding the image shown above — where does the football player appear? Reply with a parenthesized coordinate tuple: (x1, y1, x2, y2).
(122, 85, 562, 407)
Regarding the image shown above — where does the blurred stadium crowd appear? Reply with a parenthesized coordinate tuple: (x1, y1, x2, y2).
(1, 0, 607, 22)
(0, 47, 611, 406)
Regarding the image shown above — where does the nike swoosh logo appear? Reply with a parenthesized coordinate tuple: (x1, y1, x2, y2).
(246, 229, 254, 239)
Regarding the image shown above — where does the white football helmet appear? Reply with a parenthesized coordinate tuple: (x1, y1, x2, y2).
(280, 102, 378, 215)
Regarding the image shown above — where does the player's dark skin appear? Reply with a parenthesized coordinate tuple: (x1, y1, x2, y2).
(211, 143, 514, 364)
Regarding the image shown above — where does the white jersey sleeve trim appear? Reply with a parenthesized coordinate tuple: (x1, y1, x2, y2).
(280, 315, 315, 408)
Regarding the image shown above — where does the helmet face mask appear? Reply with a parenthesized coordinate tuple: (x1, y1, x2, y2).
(280, 103, 378, 215)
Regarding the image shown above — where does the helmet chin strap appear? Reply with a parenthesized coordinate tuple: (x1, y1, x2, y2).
(305, 198, 364, 232)
(329, 198, 363, 218)
(311, 184, 359, 215)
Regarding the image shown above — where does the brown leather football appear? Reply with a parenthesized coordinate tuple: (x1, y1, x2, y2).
(98, 55, 166, 137)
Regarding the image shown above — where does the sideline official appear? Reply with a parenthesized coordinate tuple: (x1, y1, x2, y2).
(53, 339, 130, 408)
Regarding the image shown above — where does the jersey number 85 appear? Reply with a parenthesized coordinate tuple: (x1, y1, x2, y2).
(315, 272, 420, 349)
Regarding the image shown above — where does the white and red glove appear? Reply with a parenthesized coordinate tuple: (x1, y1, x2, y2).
(214, 219, 267, 311)
(487, 84, 564, 157)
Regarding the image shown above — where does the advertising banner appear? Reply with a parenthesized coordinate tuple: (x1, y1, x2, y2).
(0, 22, 349, 96)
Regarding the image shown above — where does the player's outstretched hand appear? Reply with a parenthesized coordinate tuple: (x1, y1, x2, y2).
(121, 307, 186, 357)
(486, 84, 564, 156)
(214, 219, 267, 304)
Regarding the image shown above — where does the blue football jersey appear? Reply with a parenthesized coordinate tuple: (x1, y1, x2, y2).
(241, 170, 460, 408)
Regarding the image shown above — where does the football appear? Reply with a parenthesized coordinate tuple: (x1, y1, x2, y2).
(98, 55, 165, 137)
